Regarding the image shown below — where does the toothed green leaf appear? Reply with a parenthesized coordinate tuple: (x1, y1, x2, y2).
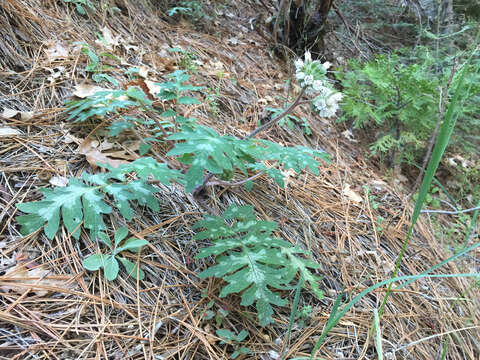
(116, 237, 149, 253)
(114, 226, 129, 247)
(16, 158, 182, 239)
(194, 205, 323, 326)
(83, 254, 105, 271)
(256, 140, 331, 175)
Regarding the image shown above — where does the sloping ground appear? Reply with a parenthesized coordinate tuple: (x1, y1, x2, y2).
(0, 1, 479, 359)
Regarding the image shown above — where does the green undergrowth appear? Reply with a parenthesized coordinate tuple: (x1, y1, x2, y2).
(15, 52, 335, 327)
(13, 21, 480, 357)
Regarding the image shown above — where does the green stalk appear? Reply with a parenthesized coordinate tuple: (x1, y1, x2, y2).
(377, 30, 480, 318)
(309, 273, 480, 358)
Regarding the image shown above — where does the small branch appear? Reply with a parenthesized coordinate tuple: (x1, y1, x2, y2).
(420, 206, 480, 215)
(273, 0, 288, 44)
(192, 88, 307, 196)
(205, 172, 263, 187)
(247, 88, 306, 139)
(146, 110, 174, 148)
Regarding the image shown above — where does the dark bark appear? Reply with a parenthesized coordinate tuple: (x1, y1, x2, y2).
(276, 0, 334, 57)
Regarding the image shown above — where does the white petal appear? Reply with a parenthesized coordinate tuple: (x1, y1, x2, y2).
(304, 74, 314, 85)
(294, 58, 304, 70)
(322, 61, 332, 70)
(305, 51, 312, 63)
(312, 80, 324, 92)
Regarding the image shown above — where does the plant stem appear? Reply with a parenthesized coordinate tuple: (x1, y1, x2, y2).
(420, 206, 480, 215)
(411, 63, 456, 196)
(192, 88, 306, 195)
(247, 88, 305, 139)
(205, 172, 263, 187)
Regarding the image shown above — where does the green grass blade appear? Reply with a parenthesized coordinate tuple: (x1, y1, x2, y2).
(281, 277, 303, 360)
(396, 241, 480, 290)
(440, 338, 449, 360)
(378, 29, 480, 318)
(309, 273, 480, 358)
(373, 308, 384, 360)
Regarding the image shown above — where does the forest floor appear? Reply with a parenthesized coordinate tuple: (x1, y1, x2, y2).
(0, 1, 479, 359)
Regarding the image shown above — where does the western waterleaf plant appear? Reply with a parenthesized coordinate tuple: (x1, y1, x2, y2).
(66, 86, 152, 123)
(193, 205, 323, 326)
(216, 328, 251, 359)
(16, 56, 337, 328)
(167, 126, 330, 192)
(16, 157, 182, 239)
(83, 226, 148, 281)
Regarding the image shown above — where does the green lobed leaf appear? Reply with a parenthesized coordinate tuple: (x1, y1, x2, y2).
(256, 140, 331, 176)
(114, 226, 129, 247)
(116, 237, 149, 253)
(16, 179, 101, 240)
(16, 158, 181, 239)
(167, 126, 257, 192)
(118, 257, 145, 280)
(177, 96, 200, 105)
(216, 329, 237, 342)
(194, 205, 322, 327)
(139, 143, 151, 155)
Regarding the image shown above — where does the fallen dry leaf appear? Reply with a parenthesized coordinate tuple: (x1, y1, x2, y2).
(0, 127, 22, 136)
(343, 183, 363, 203)
(95, 26, 121, 50)
(49, 176, 69, 187)
(63, 133, 82, 144)
(72, 83, 109, 98)
(0, 264, 69, 296)
(144, 80, 161, 97)
(125, 79, 156, 101)
(46, 66, 65, 83)
(78, 137, 129, 168)
(342, 129, 357, 142)
(44, 40, 69, 61)
(447, 155, 470, 168)
(138, 66, 149, 78)
(2, 108, 34, 121)
(281, 169, 296, 188)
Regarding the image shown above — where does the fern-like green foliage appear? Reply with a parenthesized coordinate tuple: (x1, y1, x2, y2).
(65, 86, 152, 123)
(193, 205, 323, 327)
(16, 158, 182, 240)
(154, 69, 204, 104)
(167, 126, 330, 192)
(337, 53, 440, 160)
(338, 45, 480, 166)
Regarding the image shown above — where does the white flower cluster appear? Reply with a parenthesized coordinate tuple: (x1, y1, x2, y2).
(295, 51, 343, 118)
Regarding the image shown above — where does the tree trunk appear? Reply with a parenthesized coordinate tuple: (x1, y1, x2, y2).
(275, 0, 334, 57)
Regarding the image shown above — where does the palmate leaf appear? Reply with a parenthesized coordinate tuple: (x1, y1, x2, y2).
(65, 90, 138, 123)
(83, 227, 148, 281)
(256, 140, 331, 176)
(65, 86, 152, 123)
(167, 125, 330, 192)
(16, 179, 109, 240)
(194, 205, 322, 327)
(167, 126, 254, 192)
(16, 158, 182, 240)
